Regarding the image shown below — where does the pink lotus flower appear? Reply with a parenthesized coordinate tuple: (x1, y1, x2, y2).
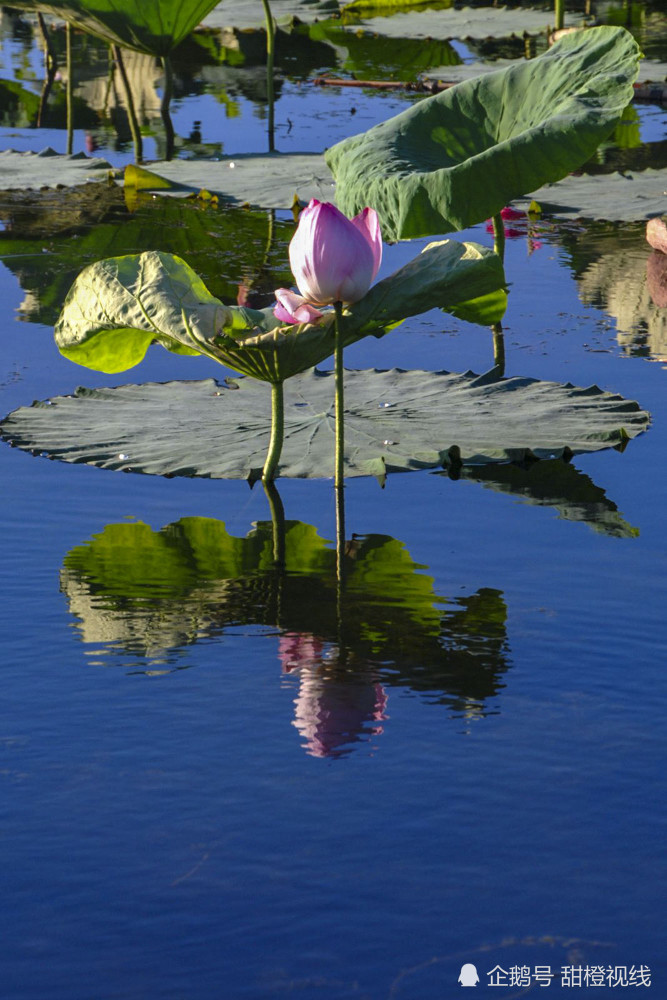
(273, 200, 382, 323)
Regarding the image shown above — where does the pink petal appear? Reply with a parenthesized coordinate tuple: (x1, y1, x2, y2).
(273, 288, 323, 325)
(351, 206, 383, 280)
(289, 200, 376, 305)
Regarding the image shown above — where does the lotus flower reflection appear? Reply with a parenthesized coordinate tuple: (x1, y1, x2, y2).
(274, 200, 383, 325)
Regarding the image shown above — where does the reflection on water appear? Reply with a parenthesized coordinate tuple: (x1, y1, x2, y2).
(61, 513, 511, 755)
(559, 221, 667, 363)
(0, 188, 294, 323)
(458, 456, 640, 538)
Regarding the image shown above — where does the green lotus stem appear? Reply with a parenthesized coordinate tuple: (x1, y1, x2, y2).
(334, 300, 345, 491)
(160, 55, 175, 161)
(262, 379, 285, 482)
(260, 0, 275, 151)
(492, 213, 505, 262)
(113, 45, 143, 163)
(554, 0, 565, 31)
(36, 13, 57, 128)
(492, 321, 506, 375)
(263, 479, 286, 569)
(65, 23, 73, 154)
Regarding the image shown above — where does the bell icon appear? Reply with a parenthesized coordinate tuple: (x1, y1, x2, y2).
(458, 963, 479, 987)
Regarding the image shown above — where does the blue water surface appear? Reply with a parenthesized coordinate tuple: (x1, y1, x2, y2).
(1, 7, 666, 999)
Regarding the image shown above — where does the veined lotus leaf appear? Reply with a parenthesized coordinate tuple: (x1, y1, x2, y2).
(53, 244, 507, 381)
(61, 515, 510, 711)
(325, 27, 642, 240)
(7, 0, 224, 55)
(0, 368, 649, 480)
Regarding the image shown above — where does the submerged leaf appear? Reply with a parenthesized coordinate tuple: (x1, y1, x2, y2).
(0, 369, 649, 480)
(54, 245, 506, 381)
(325, 27, 641, 239)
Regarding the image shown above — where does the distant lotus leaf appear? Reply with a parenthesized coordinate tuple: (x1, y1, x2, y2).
(53, 245, 507, 381)
(0, 368, 649, 481)
(7, 0, 223, 55)
(325, 27, 641, 239)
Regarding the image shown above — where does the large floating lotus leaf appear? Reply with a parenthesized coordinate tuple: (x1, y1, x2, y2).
(7, 0, 223, 55)
(61, 514, 510, 712)
(53, 244, 506, 381)
(0, 368, 649, 480)
(325, 27, 641, 240)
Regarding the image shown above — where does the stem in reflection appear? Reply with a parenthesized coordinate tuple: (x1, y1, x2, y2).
(492, 322, 506, 376)
(262, 380, 285, 482)
(334, 300, 345, 491)
(36, 13, 58, 128)
(335, 482, 348, 664)
(65, 23, 73, 154)
(263, 479, 286, 569)
(112, 45, 143, 163)
(160, 55, 175, 161)
(260, 0, 275, 151)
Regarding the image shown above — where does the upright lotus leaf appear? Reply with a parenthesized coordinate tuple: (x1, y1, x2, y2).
(54, 245, 506, 381)
(325, 27, 642, 240)
(0, 369, 649, 480)
(7, 0, 223, 55)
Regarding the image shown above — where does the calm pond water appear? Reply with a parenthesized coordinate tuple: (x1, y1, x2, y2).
(1, 4, 666, 998)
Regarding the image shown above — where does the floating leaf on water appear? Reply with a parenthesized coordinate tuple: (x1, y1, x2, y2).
(0, 368, 649, 480)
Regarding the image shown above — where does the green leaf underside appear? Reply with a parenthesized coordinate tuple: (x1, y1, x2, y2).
(6, 0, 223, 55)
(54, 246, 506, 381)
(325, 27, 641, 240)
(62, 515, 510, 702)
(1, 369, 649, 481)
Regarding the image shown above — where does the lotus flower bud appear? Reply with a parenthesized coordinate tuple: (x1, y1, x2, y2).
(288, 200, 382, 307)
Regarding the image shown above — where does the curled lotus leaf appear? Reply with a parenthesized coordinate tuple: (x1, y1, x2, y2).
(54, 245, 507, 382)
(325, 27, 642, 240)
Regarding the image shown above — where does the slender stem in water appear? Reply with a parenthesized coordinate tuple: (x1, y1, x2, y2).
(65, 23, 73, 154)
(160, 55, 175, 161)
(113, 45, 143, 163)
(260, 0, 275, 151)
(491, 322, 506, 376)
(334, 300, 345, 491)
(262, 380, 285, 482)
(554, 0, 565, 31)
(492, 212, 505, 263)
